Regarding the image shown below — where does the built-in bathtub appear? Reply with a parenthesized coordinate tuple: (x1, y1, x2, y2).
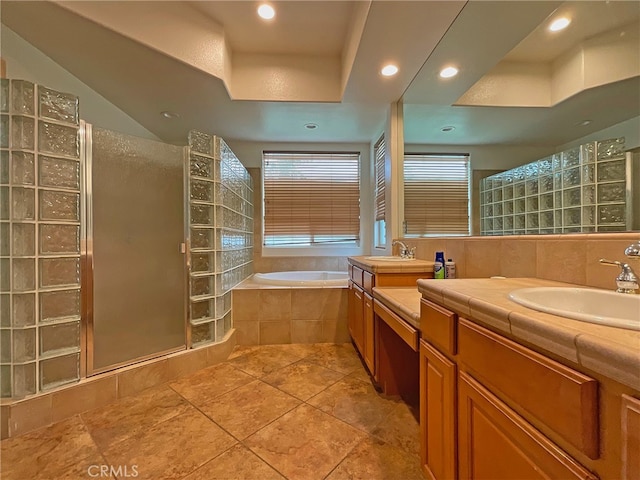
(232, 270, 350, 345)
(252, 270, 348, 287)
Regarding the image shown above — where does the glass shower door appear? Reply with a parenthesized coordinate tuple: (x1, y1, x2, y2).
(88, 126, 186, 374)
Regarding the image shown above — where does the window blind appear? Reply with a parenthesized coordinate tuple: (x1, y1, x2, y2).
(374, 136, 386, 222)
(263, 152, 360, 246)
(403, 154, 470, 236)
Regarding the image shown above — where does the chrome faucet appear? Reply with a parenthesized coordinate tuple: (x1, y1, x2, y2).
(599, 241, 640, 294)
(392, 240, 415, 259)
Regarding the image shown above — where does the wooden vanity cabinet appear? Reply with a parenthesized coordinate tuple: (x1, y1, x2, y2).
(419, 299, 601, 480)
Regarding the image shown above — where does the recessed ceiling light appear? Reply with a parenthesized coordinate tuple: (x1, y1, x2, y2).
(305, 123, 318, 130)
(160, 111, 179, 119)
(549, 17, 571, 32)
(381, 64, 399, 77)
(441, 126, 455, 132)
(257, 4, 275, 20)
(439, 66, 458, 79)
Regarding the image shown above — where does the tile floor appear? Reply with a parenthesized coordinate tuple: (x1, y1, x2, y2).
(0, 343, 425, 480)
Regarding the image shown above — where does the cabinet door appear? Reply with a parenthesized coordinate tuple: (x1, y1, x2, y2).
(420, 340, 456, 480)
(622, 394, 640, 480)
(363, 293, 375, 374)
(347, 281, 356, 339)
(351, 284, 365, 356)
(458, 371, 597, 480)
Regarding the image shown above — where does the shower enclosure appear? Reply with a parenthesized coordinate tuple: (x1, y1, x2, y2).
(1, 79, 253, 398)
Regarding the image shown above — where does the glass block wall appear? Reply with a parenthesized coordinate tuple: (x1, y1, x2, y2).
(480, 137, 630, 235)
(1, 80, 82, 397)
(187, 131, 253, 347)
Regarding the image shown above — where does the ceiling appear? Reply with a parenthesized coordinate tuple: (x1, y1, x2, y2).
(1, 1, 638, 147)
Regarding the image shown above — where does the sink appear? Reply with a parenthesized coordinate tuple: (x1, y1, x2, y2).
(364, 256, 416, 262)
(509, 287, 640, 330)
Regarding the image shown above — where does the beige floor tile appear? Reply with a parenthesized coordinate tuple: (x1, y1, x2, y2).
(0, 416, 100, 480)
(325, 436, 425, 480)
(227, 345, 306, 377)
(371, 402, 420, 457)
(184, 444, 285, 480)
(200, 380, 300, 440)
(102, 407, 236, 480)
(81, 385, 191, 451)
(262, 359, 345, 401)
(308, 376, 401, 434)
(305, 343, 363, 374)
(169, 362, 254, 406)
(245, 404, 365, 480)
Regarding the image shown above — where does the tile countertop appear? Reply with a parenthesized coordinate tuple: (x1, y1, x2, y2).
(416, 277, 640, 392)
(372, 287, 423, 330)
(349, 256, 434, 274)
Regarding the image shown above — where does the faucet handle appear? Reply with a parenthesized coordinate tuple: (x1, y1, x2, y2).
(625, 241, 640, 259)
(600, 258, 639, 294)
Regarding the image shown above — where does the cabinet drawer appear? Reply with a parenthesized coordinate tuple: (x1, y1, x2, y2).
(458, 371, 597, 480)
(350, 265, 364, 288)
(420, 299, 457, 356)
(374, 299, 419, 351)
(363, 271, 374, 293)
(459, 319, 599, 459)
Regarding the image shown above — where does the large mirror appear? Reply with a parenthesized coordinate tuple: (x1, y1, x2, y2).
(401, 1, 640, 235)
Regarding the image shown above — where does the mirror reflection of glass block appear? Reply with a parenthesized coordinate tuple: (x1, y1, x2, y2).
(191, 321, 214, 346)
(582, 206, 595, 226)
(13, 258, 35, 292)
(597, 160, 625, 182)
(0, 294, 9, 327)
(494, 217, 503, 231)
(38, 122, 79, 158)
(526, 196, 538, 212)
(11, 80, 35, 116)
(539, 175, 553, 193)
(563, 208, 581, 226)
(598, 204, 625, 224)
(597, 138, 625, 160)
(191, 300, 213, 321)
(540, 193, 553, 211)
(515, 215, 525, 230)
(39, 257, 80, 288)
(39, 321, 80, 357)
(1, 329, 10, 362)
(525, 179, 538, 196)
(597, 182, 626, 203)
(188, 131, 213, 156)
(563, 167, 580, 188)
(0, 222, 7, 256)
(495, 203, 503, 217)
(39, 156, 80, 189)
(562, 148, 580, 168)
(563, 187, 581, 207)
(190, 179, 213, 202)
(0, 79, 8, 113)
(581, 142, 595, 163)
(582, 185, 595, 205)
(582, 164, 594, 183)
(190, 155, 212, 179)
(503, 186, 513, 200)
(12, 187, 35, 220)
(0, 187, 8, 220)
(554, 191, 562, 209)
(191, 228, 213, 250)
(13, 293, 36, 327)
(504, 201, 513, 215)
(12, 223, 35, 256)
(38, 86, 79, 125)
(0, 259, 9, 292)
(1, 150, 8, 184)
(1, 365, 10, 397)
(39, 190, 79, 221)
(11, 152, 35, 185)
(13, 362, 36, 397)
(40, 289, 80, 322)
(540, 211, 554, 229)
(39, 224, 80, 255)
(11, 116, 35, 150)
(553, 172, 562, 190)
(538, 158, 552, 175)
(526, 214, 539, 229)
(191, 253, 214, 273)
(504, 216, 513, 230)
(191, 276, 214, 298)
(0, 116, 8, 149)
(493, 189, 502, 202)
(40, 352, 79, 390)
(12, 328, 36, 363)
(190, 204, 213, 226)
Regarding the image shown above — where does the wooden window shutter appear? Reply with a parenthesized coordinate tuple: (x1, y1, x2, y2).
(374, 136, 386, 222)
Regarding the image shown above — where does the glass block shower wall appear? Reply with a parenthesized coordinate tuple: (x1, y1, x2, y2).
(1, 80, 82, 397)
(187, 131, 253, 347)
(480, 137, 630, 235)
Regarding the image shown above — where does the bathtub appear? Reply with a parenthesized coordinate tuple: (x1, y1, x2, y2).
(252, 271, 348, 287)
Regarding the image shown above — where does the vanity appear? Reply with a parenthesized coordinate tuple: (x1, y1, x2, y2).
(347, 262, 640, 480)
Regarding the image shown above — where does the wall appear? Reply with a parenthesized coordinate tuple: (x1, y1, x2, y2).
(1, 26, 160, 141)
(557, 116, 640, 151)
(394, 232, 640, 291)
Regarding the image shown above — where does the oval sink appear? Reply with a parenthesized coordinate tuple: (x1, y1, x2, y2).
(364, 256, 416, 262)
(509, 287, 640, 330)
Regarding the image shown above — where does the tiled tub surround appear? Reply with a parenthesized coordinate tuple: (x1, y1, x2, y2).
(394, 232, 640, 291)
(232, 279, 349, 346)
(1, 79, 82, 398)
(0, 331, 237, 440)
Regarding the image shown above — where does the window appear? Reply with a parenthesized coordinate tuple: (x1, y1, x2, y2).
(373, 135, 386, 247)
(403, 154, 470, 236)
(263, 151, 360, 247)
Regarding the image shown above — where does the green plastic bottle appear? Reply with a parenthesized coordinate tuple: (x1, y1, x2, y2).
(434, 251, 445, 279)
